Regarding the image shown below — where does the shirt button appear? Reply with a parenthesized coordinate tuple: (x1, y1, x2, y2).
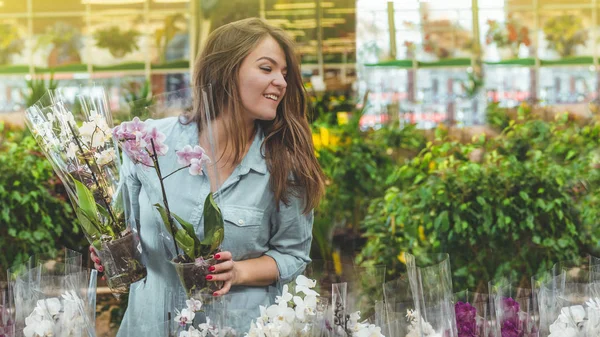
(238, 219, 244, 225)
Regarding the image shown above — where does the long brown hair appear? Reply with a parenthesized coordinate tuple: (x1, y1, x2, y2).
(190, 18, 324, 213)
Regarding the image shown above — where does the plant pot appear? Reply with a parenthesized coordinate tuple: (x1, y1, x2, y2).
(96, 231, 147, 295)
(170, 256, 223, 298)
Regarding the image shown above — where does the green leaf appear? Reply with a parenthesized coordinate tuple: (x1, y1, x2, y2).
(171, 211, 198, 243)
(519, 191, 530, 202)
(476, 196, 486, 205)
(557, 238, 569, 248)
(174, 229, 196, 259)
(200, 193, 224, 255)
(154, 204, 174, 237)
(74, 179, 101, 226)
(75, 208, 101, 239)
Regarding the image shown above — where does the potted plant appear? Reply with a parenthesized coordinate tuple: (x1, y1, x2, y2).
(94, 26, 141, 59)
(543, 15, 587, 58)
(35, 22, 82, 67)
(485, 17, 531, 59)
(0, 23, 23, 65)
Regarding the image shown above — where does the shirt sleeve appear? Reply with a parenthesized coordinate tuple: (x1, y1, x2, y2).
(119, 153, 142, 230)
(264, 195, 313, 285)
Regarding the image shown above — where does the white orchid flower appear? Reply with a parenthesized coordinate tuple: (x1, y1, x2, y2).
(95, 148, 116, 166)
(295, 275, 316, 288)
(174, 307, 195, 326)
(186, 298, 203, 312)
(275, 285, 293, 305)
(293, 295, 317, 321)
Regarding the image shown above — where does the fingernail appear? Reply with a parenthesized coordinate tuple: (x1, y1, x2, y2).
(93, 257, 100, 264)
(213, 292, 218, 297)
(101, 276, 106, 281)
(89, 246, 94, 252)
(214, 254, 221, 259)
(98, 266, 104, 272)
(209, 266, 215, 272)
(206, 275, 213, 280)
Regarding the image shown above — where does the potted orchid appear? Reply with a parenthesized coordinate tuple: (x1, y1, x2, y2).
(25, 88, 147, 295)
(112, 115, 225, 297)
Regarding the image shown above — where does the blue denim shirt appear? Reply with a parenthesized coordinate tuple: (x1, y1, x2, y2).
(117, 117, 313, 336)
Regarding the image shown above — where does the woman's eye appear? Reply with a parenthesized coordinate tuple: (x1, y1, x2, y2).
(260, 67, 271, 72)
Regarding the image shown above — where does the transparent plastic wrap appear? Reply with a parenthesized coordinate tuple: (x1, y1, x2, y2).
(406, 253, 458, 337)
(381, 274, 416, 337)
(537, 256, 600, 337)
(121, 85, 226, 298)
(489, 278, 536, 337)
(453, 290, 491, 337)
(25, 88, 146, 296)
(7, 249, 97, 337)
(1, 282, 15, 337)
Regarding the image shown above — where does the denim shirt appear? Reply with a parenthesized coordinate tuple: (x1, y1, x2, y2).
(117, 117, 313, 336)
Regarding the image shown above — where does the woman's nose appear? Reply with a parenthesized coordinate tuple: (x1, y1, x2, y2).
(272, 73, 287, 88)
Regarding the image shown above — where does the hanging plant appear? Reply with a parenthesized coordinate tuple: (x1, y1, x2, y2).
(485, 17, 531, 58)
(94, 26, 141, 59)
(543, 15, 587, 58)
(0, 23, 24, 65)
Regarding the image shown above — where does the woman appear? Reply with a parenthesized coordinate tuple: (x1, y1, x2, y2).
(93, 18, 325, 335)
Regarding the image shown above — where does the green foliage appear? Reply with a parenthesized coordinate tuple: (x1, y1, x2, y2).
(543, 15, 587, 58)
(486, 102, 511, 131)
(125, 80, 152, 120)
(23, 74, 58, 108)
(94, 26, 140, 59)
(0, 124, 85, 273)
(313, 117, 426, 260)
(0, 23, 24, 65)
(155, 193, 224, 261)
(357, 107, 600, 290)
(35, 22, 82, 63)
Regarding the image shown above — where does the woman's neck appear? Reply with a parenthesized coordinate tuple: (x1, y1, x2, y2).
(198, 116, 256, 164)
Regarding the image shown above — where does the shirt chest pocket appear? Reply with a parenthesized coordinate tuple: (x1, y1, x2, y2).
(221, 206, 266, 258)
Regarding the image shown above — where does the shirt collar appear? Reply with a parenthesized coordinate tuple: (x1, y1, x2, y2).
(240, 126, 267, 175)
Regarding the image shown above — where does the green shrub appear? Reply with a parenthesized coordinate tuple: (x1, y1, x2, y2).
(0, 123, 84, 272)
(313, 118, 426, 260)
(357, 107, 600, 290)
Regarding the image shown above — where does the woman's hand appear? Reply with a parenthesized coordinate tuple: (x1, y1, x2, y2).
(206, 251, 239, 296)
(89, 245, 105, 273)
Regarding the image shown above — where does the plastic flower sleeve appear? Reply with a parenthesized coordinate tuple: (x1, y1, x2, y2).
(25, 88, 147, 296)
(489, 278, 536, 337)
(1, 283, 14, 337)
(540, 258, 600, 337)
(382, 274, 416, 337)
(8, 250, 97, 337)
(406, 253, 458, 337)
(453, 290, 490, 337)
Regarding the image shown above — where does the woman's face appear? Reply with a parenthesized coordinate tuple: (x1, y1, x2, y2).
(237, 35, 288, 123)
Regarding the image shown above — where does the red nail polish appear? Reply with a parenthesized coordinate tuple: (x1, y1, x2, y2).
(98, 266, 104, 272)
(209, 266, 215, 272)
(213, 292, 218, 297)
(214, 254, 221, 259)
(206, 275, 213, 280)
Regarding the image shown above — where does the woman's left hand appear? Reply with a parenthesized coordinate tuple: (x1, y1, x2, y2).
(207, 251, 239, 296)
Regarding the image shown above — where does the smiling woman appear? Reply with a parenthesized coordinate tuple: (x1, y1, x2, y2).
(102, 18, 326, 336)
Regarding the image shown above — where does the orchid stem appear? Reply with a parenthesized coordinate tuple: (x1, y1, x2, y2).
(161, 165, 190, 181)
(150, 138, 180, 257)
